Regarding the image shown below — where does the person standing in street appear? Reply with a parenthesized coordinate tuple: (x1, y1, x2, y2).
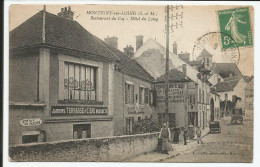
(183, 125, 188, 145)
(173, 125, 180, 144)
(196, 126, 203, 144)
(159, 123, 173, 154)
(188, 123, 194, 139)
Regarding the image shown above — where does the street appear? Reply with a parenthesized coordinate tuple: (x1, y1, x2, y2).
(164, 112, 253, 162)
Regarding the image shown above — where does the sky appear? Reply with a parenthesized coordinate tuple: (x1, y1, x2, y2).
(9, 4, 254, 76)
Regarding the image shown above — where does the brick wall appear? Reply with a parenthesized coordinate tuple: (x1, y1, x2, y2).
(9, 132, 159, 162)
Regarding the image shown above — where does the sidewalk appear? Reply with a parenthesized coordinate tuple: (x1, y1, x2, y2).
(128, 127, 210, 162)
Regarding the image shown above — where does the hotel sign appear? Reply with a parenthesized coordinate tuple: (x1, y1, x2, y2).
(51, 106, 108, 116)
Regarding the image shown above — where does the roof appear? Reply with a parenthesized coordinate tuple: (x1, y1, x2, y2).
(245, 78, 254, 90)
(223, 75, 241, 82)
(95, 37, 154, 82)
(187, 60, 202, 66)
(10, 10, 119, 61)
(243, 75, 253, 82)
(215, 79, 240, 92)
(156, 68, 192, 83)
(211, 63, 242, 78)
(197, 48, 213, 58)
(10, 10, 154, 82)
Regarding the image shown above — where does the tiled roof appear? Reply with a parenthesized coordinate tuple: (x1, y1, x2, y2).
(10, 10, 154, 81)
(95, 37, 154, 81)
(212, 63, 242, 78)
(156, 68, 191, 83)
(215, 79, 239, 92)
(10, 10, 119, 61)
(197, 48, 213, 58)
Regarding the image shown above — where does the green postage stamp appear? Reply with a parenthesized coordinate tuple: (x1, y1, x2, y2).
(218, 7, 253, 49)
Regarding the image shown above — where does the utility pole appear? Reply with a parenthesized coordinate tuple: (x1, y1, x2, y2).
(164, 5, 183, 126)
(165, 5, 170, 125)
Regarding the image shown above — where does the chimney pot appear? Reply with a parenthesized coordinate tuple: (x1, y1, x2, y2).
(58, 6, 74, 20)
(68, 6, 71, 11)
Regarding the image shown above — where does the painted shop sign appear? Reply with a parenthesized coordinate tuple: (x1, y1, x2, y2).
(51, 106, 108, 116)
(20, 118, 42, 126)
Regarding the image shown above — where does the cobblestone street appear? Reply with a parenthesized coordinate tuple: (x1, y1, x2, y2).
(128, 111, 253, 162)
(165, 111, 253, 162)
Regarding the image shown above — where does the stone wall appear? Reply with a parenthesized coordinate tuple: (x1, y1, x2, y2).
(9, 132, 159, 162)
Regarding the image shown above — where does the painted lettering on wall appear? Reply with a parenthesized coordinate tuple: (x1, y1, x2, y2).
(20, 118, 42, 126)
(51, 106, 108, 116)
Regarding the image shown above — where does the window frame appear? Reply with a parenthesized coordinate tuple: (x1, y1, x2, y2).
(64, 62, 97, 101)
(125, 82, 135, 104)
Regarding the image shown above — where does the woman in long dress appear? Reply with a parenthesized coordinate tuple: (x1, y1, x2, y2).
(225, 11, 247, 44)
(159, 123, 173, 154)
(173, 125, 180, 144)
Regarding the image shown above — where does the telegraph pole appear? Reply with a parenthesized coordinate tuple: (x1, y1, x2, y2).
(164, 5, 183, 126)
(165, 5, 170, 125)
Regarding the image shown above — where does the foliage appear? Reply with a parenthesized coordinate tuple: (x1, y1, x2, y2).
(132, 117, 160, 134)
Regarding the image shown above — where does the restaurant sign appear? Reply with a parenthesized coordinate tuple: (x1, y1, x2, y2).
(20, 118, 42, 126)
(51, 106, 108, 116)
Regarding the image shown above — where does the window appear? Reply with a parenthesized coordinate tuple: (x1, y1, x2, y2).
(202, 90, 205, 103)
(64, 62, 96, 101)
(207, 58, 209, 66)
(225, 93, 228, 100)
(73, 124, 91, 139)
(139, 87, 145, 105)
(217, 78, 221, 83)
(199, 89, 201, 103)
(22, 135, 39, 144)
(125, 83, 134, 104)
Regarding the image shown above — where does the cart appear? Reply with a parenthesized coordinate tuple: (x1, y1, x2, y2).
(209, 121, 221, 133)
(231, 109, 243, 124)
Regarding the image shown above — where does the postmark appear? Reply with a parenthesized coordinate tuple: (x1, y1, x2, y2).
(217, 7, 253, 49)
(192, 32, 240, 65)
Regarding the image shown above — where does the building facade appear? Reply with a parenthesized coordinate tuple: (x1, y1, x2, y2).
(9, 7, 154, 145)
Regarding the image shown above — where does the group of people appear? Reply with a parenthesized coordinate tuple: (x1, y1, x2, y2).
(158, 123, 203, 154)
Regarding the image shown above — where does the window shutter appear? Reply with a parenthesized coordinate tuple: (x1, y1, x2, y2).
(153, 90, 157, 107)
(125, 83, 128, 104)
(149, 90, 152, 106)
(145, 88, 149, 104)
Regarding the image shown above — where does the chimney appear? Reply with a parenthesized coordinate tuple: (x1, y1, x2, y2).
(136, 35, 144, 51)
(104, 36, 118, 49)
(173, 41, 177, 55)
(123, 45, 134, 58)
(182, 64, 187, 76)
(57, 6, 74, 20)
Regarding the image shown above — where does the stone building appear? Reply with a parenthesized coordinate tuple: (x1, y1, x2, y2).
(245, 78, 254, 111)
(154, 68, 198, 127)
(9, 7, 154, 145)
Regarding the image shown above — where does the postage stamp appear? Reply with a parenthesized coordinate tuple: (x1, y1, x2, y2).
(218, 7, 253, 49)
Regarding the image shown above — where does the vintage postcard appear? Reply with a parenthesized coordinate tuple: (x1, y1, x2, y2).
(8, 3, 254, 163)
